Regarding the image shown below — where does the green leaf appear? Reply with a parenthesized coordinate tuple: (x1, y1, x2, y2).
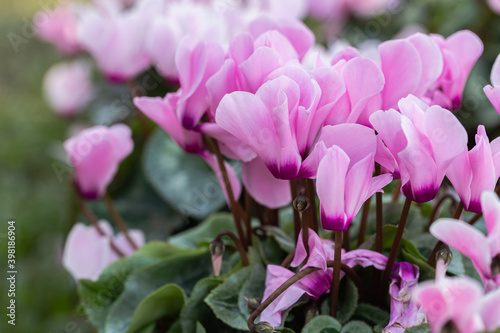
(181, 277, 226, 333)
(126, 284, 185, 333)
(168, 213, 237, 249)
(404, 323, 431, 333)
(166, 320, 182, 333)
(265, 226, 296, 253)
(205, 267, 252, 330)
(78, 242, 180, 332)
(143, 129, 235, 219)
(104, 249, 212, 333)
(352, 303, 390, 328)
(341, 321, 373, 333)
(302, 315, 342, 333)
(320, 279, 359, 325)
(238, 264, 266, 317)
(196, 322, 207, 333)
(401, 249, 435, 281)
(278, 328, 296, 333)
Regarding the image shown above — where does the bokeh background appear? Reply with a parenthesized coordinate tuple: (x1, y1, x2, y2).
(2, 0, 500, 332)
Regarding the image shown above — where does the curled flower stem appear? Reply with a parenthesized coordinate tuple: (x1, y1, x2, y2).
(247, 266, 320, 332)
(104, 192, 138, 250)
(468, 213, 482, 225)
(327, 261, 365, 301)
(382, 198, 412, 285)
(357, 196, 371, 246)
(428, 202, 463, 267)
(213, 230, 249, 266)
(331, 230, 343, 318)
(75, 193, 125, 257)
(392, 180, 401, 202)
(207, 137, 247, 249)
(426, 193, 457, 231)
(375, 164, 383, 253)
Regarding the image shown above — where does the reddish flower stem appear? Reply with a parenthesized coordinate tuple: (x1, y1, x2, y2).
(357, 196, 371, 246)
(426, 193, 457, 232)
(103, 192, 138, 250)
(375, 164, 383, 253)
(289, 180, 301, 243)
(330, 230, 343, 318)
(213, 230, 249, 266)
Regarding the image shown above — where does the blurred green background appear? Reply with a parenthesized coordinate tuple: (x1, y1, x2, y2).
(1, 0, 500, 332)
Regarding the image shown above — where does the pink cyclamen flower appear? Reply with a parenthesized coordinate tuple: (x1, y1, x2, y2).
(64, 124, 133, 200)
(446, 125, 500, 213)
(430, 191, 500, 292)
(370, 95, 467, 203)
(34, 3, 81, 55)
(484, 53, 500, 114)
(429, 30, 483, 110)
(415, 276, 500, 333)
(62, 220, 144, 281)
(261, 229, 392, 326)
(78, 1, 154, 82)
(316, 144, 392, 231)
(216, 63, 322, 179)
(488, 0, 500, 14)
(43, 60, 93, 117)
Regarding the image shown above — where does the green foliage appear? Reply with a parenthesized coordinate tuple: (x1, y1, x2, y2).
(352, 303, 390, 329)
(405, 323, 431, 333)
(143, 129, 234, 219)
(303, 315, 342, 333)
(340, 321, 373, 333)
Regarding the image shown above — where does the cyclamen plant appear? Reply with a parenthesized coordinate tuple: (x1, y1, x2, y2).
(36, 0, 500, 332)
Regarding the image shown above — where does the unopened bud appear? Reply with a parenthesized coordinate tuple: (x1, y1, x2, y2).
(436, 245, 453, 266)
(293, 193, 310, 213)
(246, 297, 261, 313)
(210, 239, 225, 277)
(254, 321, 275, 333)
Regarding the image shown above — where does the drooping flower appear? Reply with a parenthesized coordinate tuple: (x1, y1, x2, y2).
(64, 124, 134, 200)
(43, 60, 93, 117)
(62, 220, 144, 281)
(446, 125, 500, 213)
(315, 143, 392, 231)
(415, 276, 500, 333)
(370, 95, 468, 203)
(430, 191, 500, 291)
(261, 229, 393, 327)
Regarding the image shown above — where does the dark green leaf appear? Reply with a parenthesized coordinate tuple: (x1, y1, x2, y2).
(205, 267, 251, 330)
(303, 315, 342, 333)
(181, 277, 225, 333)
(127, 284, 185, 333)
(143, 129, 235, 219)
(105, 249, 212, 333)
(320, 279, 358, 325)
(238, 264, 266, 317)
(352, 303, 390, 328)
(341, 320, 373, 333)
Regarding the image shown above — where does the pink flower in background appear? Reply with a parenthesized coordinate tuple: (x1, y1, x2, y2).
(446, 125, 500, 213)
(429, 30, 483, 110)
(43, 61, 93, 117)
(484, 54, 500, 114)
(34, 3, 82, 55)
(430, 191, 500, 291)
(488, 0, 500, 14)
(78, 1, 154, 82)
(62, 220, 144, 281)
(134, 94, 204, 154)
(415, 276, 500, 333)
(64, 124, 134, 200)
(370, 95, 468, 203)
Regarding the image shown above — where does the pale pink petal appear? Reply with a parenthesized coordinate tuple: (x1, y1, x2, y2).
(481, 191, 500, 257)
(479, 287, 500, 330)
(198, 123, 256, 162)
(239, 47, 284, 93)
(241, 158, 291, 209)
(202, 153, 242, 207)
(344, 154, 375, 222)
(484, 85, 500, 113)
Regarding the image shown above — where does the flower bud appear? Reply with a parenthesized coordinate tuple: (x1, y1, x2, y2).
(293, 193, 310, 213)
(253, 321, 275, 333)
(210, 239, 225, 277)
(435, 245, 453, 281)
(246, 297, 261, 313)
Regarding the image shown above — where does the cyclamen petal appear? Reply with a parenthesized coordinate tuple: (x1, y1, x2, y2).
(64, 124, 133, 199)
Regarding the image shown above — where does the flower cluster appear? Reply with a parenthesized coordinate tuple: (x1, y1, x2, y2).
(35, 0, 500, 332)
